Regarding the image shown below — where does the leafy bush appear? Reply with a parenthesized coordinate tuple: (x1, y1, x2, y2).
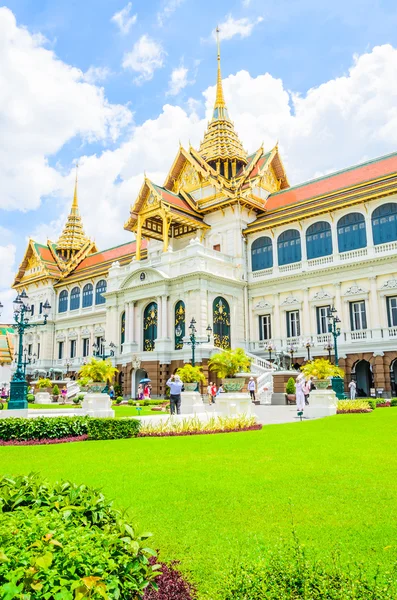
(337, 400, 371, 413)
(114, 383, 122, 396)
(139, 415, 258, 437)
(27, 393, 35, 403)
(391, 398, 397, 407)
(0, 474, 158, 599)
(78, 358, 118, 383)
(0, 416, 89, 442)
(52, 384, 60, 396)
(301, 358, 344, 379)
(285, 377, 295, 395)
(177, 364, 206, 383)
(77, 376, 93, 388)
(36, 377, 51, 389)
(115, 396, 123, 404)
(73, 394, 84, 405)
(87, 418, 141, 440)
(222, 541, 397, 599)
(208, 348, 251, 378)
(144, 557, 197, 599)
(128, 399, 135, 406)
(367, 399, 376, 410)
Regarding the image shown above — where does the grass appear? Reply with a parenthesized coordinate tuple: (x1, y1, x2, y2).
(4, 403, 167, 417)
(1, 410, 397, 599)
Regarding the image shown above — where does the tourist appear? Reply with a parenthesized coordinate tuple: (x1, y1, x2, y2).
(207, 381, 213, 405)
(303, 376, 314, 406)
(109, 386, 115, 401)
(211, 382, 217, 404)
(166, 374, 183, 415)
(61, 385, 67, 404)
(295, 374, 305, 414)
(217, 384, 224, 395)
(349, 380, 357, 400)
(144, 384, 151, 399)
(1, 386, 7, 401)
(248, 377, 256, 401)
(137, 384, 144, 401)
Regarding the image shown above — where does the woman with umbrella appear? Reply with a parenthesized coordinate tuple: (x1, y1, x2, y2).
(140, 377, 151, 399)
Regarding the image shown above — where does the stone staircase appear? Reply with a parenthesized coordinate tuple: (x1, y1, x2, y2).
(66, 380, 80, 401)
(245, 352, 277, 404)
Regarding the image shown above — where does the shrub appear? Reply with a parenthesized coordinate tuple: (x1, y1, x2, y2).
(208, 348, 251, 378)
(87, 418, 141, 440)
(52, 384, 60, 396)
(0, 474, 158, 598)
(128, 399, 135, 405)
(78, 358, 118, 383)
(143, 399, 150, 406)
(73, 394, 84, 405)
(391, 398, 397, 407)
(27, 393, 35, 403)
(144, 557, 197, 599)
(367, 399, 376, 410)
(77, 376, 92, 388)
(114, 383, 122, 396)
(177, 364, 206, 383)
(115, 396, 123, 404)
(301, 357, 344, 380)
(36, 377, 51, 389)
(0, 416, 89, 442)
(337, 400, 371, 413)
(285, 377, 295, 395)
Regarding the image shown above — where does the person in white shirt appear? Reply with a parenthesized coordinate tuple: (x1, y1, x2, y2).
(207, 382, 213, 405)
(166, 375, 184, 414)
(248, 377, 256, 401)
(349, 380, 357, 400)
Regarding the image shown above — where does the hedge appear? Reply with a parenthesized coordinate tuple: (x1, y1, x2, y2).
(0, 416, 141, 442)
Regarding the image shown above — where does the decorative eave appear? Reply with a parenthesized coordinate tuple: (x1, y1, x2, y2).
(13, 240, 56, 287)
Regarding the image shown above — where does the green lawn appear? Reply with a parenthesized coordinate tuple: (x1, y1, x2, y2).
(8, 403, 167, 417)
(1, 410, 397, 599)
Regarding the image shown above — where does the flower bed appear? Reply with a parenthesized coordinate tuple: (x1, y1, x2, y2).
(139, 415, 259, 437)
(337, 400, 372, 414)
(0, 435, 88, 446)
(140, 424, 262, 438)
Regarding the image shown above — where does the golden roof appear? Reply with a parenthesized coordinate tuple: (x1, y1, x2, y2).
(56, 167, 91, 255)
(199, 28, 247, 166)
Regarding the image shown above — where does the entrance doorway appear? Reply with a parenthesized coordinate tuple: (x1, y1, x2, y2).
(133, 368, 148, 399)
(390, 360, 397, 396)
(353, 360, 373, 397)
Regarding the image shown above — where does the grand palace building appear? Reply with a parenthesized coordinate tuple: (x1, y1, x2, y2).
(12, 43, 397, 399)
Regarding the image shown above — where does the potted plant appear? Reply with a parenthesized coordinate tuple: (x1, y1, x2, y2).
(301, 358, 344, 389)
(52, 384, 60, 403)
(78, 358, 118, 393)
(208, 348, 251, 392)
(176, 364, 206, 391)
(77, 376, 93, 392)
(36, 378, 52, 393)
(285, 377, 296, 404)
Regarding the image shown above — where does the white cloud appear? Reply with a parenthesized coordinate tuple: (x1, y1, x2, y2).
(111, 2, 137, 35)
(122, 35, 165, 84)
(0, 243, 17, 322)
(0, 7, 132, 213)
(83, 66, 111, 84)
(167, 64, 189, 96)
(215, 14, 264, 41)
(157, 0, 185, 27)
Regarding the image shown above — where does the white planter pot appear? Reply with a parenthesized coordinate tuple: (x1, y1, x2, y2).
(82, 392, 115, 418)
(216, 392, 252, 416)
(306, 388, 337, 418)
(180, 391, 204, 415)
(35, 392, 52, 404)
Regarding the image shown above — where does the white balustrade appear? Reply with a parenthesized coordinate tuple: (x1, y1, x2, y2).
(252, 267, 273, 278)
(339, 248, 368, 261)
(375, 241, 397, 253)
(307, 256, 334, 267)
(279, 262, 302, 272)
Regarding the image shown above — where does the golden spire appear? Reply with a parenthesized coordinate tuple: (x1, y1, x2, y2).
(198, 27, 247, 173)
(56, 163, 90, 260)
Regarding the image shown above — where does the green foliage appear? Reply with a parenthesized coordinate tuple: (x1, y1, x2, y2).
(301, 358, 344, 380)
(77, 376, 93, 388)
(87, 418, 141, 440)
(285, 377, 296, 395)
(114, 383, 122, 396)
(177, 364, 206, 383)
(208, 347, 251, 378)
(391, 398, 397, 406)
(27, 393, 35, 403)
(128, 399, 135, 406)
(222, 540, 397, 599)
(0, 474, 158, 598)
(36, 378, 51, 389)
(73, 394, 84, 405)
(78, 358, 118, 384)
(115, 396, 123, 404)
(52, 384, 60, 396)
(139, 415, 257, 435)
(0, 416, 89, 441)
(367, 399, 376, 410)
(337, 400, 371, 413)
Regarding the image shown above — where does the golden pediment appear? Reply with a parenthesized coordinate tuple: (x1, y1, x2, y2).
(142, 191, 160, 212)
(173, 162, 201, 193)
(21, 254, 43, 280)
(260, 167, 280, 192)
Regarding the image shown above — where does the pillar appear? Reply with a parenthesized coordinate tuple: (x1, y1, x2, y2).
(273, 293, 281, 344)
(302, 288, 310, 336)
(129, 302, 136, 343)
(157, 296, 163, 339)
(369, 276, 380, 335)
(161, 295, 168, 338)
(135, 216, 142, 261)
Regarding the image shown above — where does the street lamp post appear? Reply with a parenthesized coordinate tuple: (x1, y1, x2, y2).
(181, 318, 212, 367)
(8, 292, 51, 410)
(303, 338, 314, 362)
(324, 340, 334, 362)
(327, 306, 344, 399)
(266, 342, 276, 362)
(92, 339, 117, 393)
(286, 343, 298, 369)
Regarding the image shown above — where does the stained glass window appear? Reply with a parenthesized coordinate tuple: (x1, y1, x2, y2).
(175, 301, 185, 349)
(143, 302, 158, 351)
(213, 296, 231, 349)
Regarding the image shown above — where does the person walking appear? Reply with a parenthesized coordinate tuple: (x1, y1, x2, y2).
(211, 382, 217, 405)
(137, 384, 143, 401)
(349, 380, 357, 400)
(166, 374, 183, 415)
(248, 377, 256, 401)
(295, 374, 305, 415)
(109, 386, 115, 401)
(303, 376, 314, 406)
(61, 385, 68, 405)
(207, 382, 213, 406)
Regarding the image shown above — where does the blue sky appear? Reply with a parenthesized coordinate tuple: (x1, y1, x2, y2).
(1, 0, 397, 318)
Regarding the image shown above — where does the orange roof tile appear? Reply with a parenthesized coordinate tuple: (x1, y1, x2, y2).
(75, 241, 146, 271)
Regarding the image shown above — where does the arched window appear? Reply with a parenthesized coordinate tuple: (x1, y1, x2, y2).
(70, 287, 80, 311)
(82, 283, 93, 308)
(95, 280, 107, 305)
(175, 301, 185, 350)
(337, 213, 366, 253)
(213, 297, 231, 349)
(143, 302, 158, 351)
(306, 222, 332, 260)
(58, 290, 68, 313)
(277, 230, 301, 266)
(120, 311, 125, 346)
(372, 203, 397, 245)
(251, 237, 273, 271)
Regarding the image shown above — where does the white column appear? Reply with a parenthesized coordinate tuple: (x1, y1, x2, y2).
(157, 296, 162, 339)
(162, 295, 168, 338)
(331, 220, 339, 257)
(302, 288, 310, 336)
(369, 276, 379, 336)
(273, 293, 281, 346)
(129, 302, 136, 343)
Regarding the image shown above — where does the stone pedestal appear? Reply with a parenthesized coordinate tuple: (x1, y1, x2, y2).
(0, 409, 29, 419)
(35, 392, 52, 404)
(82, 393, 115, 418)
(305, 388, 337, 418)
(180, 391, 204, 415)
(217, 392, 252, 416)
(271, 371, 298, 405)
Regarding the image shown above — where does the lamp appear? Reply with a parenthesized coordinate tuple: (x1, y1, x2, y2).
(13, 295, 23, 313)
(19, 290, 29, 307)
(42, 299, 51, 317)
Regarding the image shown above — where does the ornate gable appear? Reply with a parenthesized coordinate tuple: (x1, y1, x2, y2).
(14, 240, 54, 287)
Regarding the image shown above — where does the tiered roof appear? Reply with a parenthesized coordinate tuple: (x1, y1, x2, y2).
(56, 171, 91, 258)
(0, 327, 14, 365)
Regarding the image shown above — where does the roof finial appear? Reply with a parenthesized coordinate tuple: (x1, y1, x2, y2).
(215, 26, 226, 110)
(71, 162, 79, 215)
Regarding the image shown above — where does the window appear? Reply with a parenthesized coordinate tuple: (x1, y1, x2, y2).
(58, 290, 68, 313)
(30, 305, 35, 316)
(95, 280, 107, 305)
(349, 301, 367, 331)
(27, 343, 32, 356)
(251, 236, 273, 271)
(213, 244, 221, 252)
(37, 343, 40, 359)
(387, 297, 397, 327)
(82, 284, 93, 308)
(175, 301, 185, 350)
(316, 306, 331, 334)
(337, 213, 366, 253)
(58, 341, 64, 360)
(277, 230, 301, 266)
(82, 338, 90, 357)
(143, 303, 158, 351)
(372, 203, 397, 245)
(306, 222, 332, 260)
(213, 297, 231, 349)
(96, 336, 104, 354)
(259, 315, 271, 340)
(70, 287, 80, 310)
(70, 339, 76, 359)
(286, 310, 300, 338)
(39, 302, 43, 315)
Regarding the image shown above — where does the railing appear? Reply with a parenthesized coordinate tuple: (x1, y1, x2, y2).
(252, 267, 273, 278)
(279, 262, 301, 273)
(389, 327, 397, 338)
(307, 256, 333, 267)
(375, 241, 397, 253)
(349, 330, 370, 341)
(339, 248, 368, 261)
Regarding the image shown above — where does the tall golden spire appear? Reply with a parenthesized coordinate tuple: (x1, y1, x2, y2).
(56, 164, 90, 261)
(199, 27, 247, 176)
